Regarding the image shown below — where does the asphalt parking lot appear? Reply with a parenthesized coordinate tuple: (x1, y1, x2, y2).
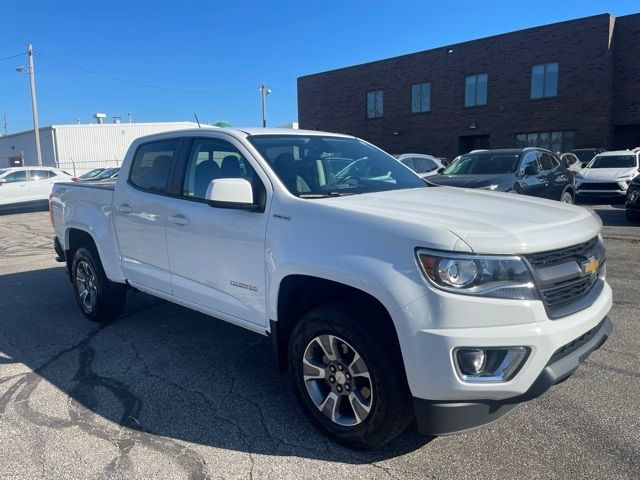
(0, 202, 638, 479)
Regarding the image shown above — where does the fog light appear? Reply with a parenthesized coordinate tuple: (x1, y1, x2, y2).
(454, 347, 529, 383)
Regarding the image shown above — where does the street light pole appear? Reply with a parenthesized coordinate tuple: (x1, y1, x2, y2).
(258, 84, 271, 128)
(16, 45, 43, 166)
(27, 44, 42, 166)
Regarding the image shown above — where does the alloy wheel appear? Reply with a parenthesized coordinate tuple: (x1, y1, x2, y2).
(75, 260, 98, 313)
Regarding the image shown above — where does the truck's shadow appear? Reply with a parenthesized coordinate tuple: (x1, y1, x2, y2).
(0, 266, 431, 466)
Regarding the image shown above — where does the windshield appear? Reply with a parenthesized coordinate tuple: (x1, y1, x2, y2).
(442, 152, 520, 175)
(572, 150, 598, 164)
(95, 168, 119, 179)
(588, 155, 637, 169)
(80, 168, 104, 179)
(0, 169, 8, 176)
(248, 135, 426, 197)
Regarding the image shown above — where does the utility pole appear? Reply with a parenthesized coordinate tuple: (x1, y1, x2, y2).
(127, 112, 132, 123)
(258, 84, 271, 127)
(16, 44, 43, 166)
(2, 112, 7, 135)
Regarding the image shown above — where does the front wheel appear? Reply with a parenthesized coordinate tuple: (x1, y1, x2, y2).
(560, 190, 574, 204)
(288, 303, 413, 449)
(71, 247, 126, 322)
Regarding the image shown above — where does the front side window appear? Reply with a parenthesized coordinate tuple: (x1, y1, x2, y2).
(411, 82, 431, 113)
(2, 170, 27, 183)
(465, 73, 488, 107)
(588, 155, 637, 169)
(519, 152, 541, 175)
(249, 135, 425, 198)
(129, 139, 178, 193)
(366, 90, 383, 118)
(443, 152, 519, 175)
(531, 62, 559, 99)
(182, 138, 261, 200)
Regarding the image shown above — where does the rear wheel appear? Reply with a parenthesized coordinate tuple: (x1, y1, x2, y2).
(288, 302, 412, 449)
(71, 247, 126, 322)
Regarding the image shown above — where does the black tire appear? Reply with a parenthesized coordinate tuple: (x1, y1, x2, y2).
(626, 209, 640, 223)
(288, 302, 413, 449)
(560, 189, 574, 204)
(71, 247, 126, 322)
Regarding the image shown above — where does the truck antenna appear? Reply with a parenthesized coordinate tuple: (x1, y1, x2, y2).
(194, 113, 201, 128)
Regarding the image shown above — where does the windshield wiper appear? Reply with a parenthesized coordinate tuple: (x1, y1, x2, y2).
(299, 191, 356, 198)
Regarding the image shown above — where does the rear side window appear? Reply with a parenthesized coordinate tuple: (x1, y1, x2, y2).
(539, 153, 556, 171)
(412, 157, 438, 173)
(129, 140, 179, 193)
(29, 170, 54, 180)
(3, 171, 27, 183)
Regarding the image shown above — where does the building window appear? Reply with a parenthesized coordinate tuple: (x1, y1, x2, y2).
(464, 73, 488, 107)
(531, 62, 558, 99)
(411, 82, 431, 113)
(515, 131, 574, 152)
(366, 90, 383, 118)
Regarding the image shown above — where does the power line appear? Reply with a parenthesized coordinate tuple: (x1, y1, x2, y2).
(36, 52, 256, 95)
(0, 53, 25, 63)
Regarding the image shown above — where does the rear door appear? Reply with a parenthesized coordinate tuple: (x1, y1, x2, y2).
(163, 135, 271, 327)
(113, 139, 180, 294)
(28, 169, 56, 201)
(0, 170, 30, 205)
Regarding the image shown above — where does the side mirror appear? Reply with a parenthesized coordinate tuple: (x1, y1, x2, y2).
(205, 178, 256, 210)
(437, 167, 445, 174)
(0, 178, 5, 185)
(523, 165, 540, 176)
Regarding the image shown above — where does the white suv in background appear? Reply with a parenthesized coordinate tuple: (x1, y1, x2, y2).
(0, 166, 73, 206)
(575, 149, 640, 197)
(394, 154, 445, 178)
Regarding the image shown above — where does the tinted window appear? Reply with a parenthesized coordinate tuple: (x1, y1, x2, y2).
(129, 140, 178, 193)
(443, 153, 519, 175)
(531, 62, 559, 99)
(400, 158, 414, 169)
(3, 171, 27, 183)
(539, 153, 555, 170)
(182, 138, 261, 200)
(465, 73, 488, 107)
(412, 157, 438, 173)
(519, 152, 540, 175)
(29, 170, 53, 181)
(249, 135, 425, 197)
(366, 90, 383, 118)
(411, 83, 430, 113)
(588, 155, 637, 169)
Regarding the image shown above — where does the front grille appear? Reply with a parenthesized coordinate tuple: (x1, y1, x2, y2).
(540, 275, 598, 310)
(525, 237, 598, 268)
(578, 182, 622, 191)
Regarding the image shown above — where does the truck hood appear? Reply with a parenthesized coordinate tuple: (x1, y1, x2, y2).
(427, 173, 512, 190)
(578, 167, 637, 181)
(324, 187, 601, 254)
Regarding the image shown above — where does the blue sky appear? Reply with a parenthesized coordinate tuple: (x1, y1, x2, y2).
(1, 0, 638, 133)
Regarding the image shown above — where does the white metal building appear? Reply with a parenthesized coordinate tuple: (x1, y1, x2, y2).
(0, 121, 198, 175)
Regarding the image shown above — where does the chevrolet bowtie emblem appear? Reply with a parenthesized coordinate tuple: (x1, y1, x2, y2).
(581, 256, 600, 276)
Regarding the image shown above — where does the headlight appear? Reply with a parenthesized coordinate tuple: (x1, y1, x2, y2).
(416, 250, 537, 300)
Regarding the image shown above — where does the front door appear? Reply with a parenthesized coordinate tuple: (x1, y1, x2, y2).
(113, 139, 180, 294)
(28, 169, 56, 201)
(517, 151, 545, 197)
(0, 170, 30, 205)
(164, 136, 271, 327)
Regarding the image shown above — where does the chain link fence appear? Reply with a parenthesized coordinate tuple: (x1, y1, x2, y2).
(56, 158, 123, 177)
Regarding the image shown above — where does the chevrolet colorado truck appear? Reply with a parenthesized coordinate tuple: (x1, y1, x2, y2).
(50, 128, 612, 449)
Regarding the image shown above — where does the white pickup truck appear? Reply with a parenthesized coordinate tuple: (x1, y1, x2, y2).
(50, 128, 612, 449)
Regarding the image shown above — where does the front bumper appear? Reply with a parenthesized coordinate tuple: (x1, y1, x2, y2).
(576, 181, 628, 196)
(413, 316, 611, 435)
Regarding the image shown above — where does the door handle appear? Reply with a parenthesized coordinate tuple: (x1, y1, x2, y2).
(117, 204, 132, 214)
(169, 214, 189, 226)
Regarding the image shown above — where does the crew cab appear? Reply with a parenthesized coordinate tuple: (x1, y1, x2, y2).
(428, 148, 576, 203)
(50, 128, 612, 449)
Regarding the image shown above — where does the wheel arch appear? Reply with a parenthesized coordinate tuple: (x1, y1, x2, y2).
(271, 274, 403, 373)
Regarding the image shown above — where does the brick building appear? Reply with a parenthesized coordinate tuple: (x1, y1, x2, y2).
(297, 13, 640, 158)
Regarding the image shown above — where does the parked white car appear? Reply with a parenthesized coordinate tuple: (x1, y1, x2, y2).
(393, 154, 444, 178)
(51, 128, 611, 449)
(575, 149, 640, 197)
(560, 153, 583, 173)
(0, 166, 73, 206)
